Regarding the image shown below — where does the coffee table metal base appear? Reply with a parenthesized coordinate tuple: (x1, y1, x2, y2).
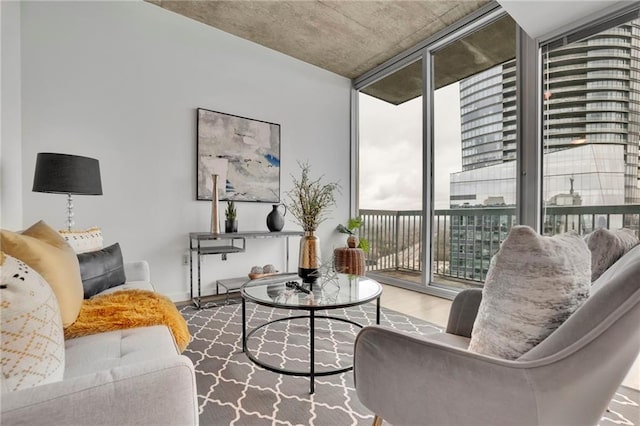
(241, 298, 381, 394)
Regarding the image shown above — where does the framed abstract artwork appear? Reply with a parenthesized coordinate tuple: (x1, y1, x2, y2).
(196, 108, 281, 202)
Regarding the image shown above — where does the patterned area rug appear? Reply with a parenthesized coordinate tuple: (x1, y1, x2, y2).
(180, 302, 639, 426)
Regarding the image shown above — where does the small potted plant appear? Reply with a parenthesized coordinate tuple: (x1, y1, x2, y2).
(336, 217, 369, 252)
(225, 201, 237, 233)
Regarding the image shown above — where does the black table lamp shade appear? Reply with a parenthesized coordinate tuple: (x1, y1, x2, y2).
(32, 153, 103, 195)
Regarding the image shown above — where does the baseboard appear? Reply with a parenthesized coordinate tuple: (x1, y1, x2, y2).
(166, 286, 231, 304)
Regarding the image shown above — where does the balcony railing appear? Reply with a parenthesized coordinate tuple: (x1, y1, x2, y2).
(359, 205, 640, 287)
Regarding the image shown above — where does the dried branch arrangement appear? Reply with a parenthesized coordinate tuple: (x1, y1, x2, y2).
(285, 162, 340, 232)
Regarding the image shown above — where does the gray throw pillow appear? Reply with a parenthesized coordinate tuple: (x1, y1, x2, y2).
(468, 226, 590, 360)
(77, 242, 126, 299)
(615, 228, 640, 253)
(584, 228, 639, 282)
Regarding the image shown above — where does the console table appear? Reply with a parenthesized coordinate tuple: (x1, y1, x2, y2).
(188, 231, 303, 308)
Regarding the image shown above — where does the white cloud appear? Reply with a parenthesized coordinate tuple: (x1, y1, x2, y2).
(358, 83, 462, 211)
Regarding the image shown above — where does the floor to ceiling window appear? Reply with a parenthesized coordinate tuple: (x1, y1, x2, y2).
(430, 15, 517, 291)
(357, 57, 425, 287)
(355, 6, 518, 296)
(541, 13, 640, 238)
(355, 3, 640, 298)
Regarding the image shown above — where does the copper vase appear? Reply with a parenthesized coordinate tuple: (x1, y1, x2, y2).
(298, 231, 320, 283)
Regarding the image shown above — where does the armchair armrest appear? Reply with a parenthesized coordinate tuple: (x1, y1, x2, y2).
(446, 288, 483, 337)
(354, 326, 537, 426)
(1, 355, 198, 426)
(124, 260, 150, 283)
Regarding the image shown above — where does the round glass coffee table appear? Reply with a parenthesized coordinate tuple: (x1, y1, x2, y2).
(240, 272, 382, 394)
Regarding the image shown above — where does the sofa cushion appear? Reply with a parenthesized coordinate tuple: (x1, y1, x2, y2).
(58, 227, 103, 254)
(468, 226, 591, 360)
(584, 228, 639, 282)
(77, 243, 126, 299)
(64, 326, 179, 379)
(1, 221, 84, 327)
(1, 253, 65, 392)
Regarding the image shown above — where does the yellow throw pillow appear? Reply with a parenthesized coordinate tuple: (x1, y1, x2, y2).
(1, 221, 84, 327)
(1, 252, 65, 392)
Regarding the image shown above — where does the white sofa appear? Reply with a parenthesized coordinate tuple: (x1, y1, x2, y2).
(1, 261, 199, 426)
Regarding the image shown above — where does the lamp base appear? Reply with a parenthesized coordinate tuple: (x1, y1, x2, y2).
(66, 193, 75, 231)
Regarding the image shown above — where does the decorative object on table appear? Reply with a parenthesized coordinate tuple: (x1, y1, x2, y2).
(334, 217, 368, 275)
(210, 174, 220, 233)
(285, 162, 340, 283)
(298, 233, 321, 283)
(336, 216, 369, 252)
(224, 201, 238, 233)
(333, 247, 366, 275)
(196, 108, 281, 202)
(32, 152, 103, 231)
(313, 260, 340, 290)
(266, 204, 287, 232)
(248, 264, 278, 280)
(266, 284, 282, 301)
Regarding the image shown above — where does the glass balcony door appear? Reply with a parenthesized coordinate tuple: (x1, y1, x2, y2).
(430, 16, 517, 291)
(357, 57, 426, 289)
(355, 12, 518, 296)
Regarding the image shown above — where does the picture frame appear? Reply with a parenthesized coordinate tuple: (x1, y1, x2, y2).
(197, 108, 281, 202)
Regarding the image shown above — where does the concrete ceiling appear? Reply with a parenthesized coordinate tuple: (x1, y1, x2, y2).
(147, 0, 491, 80)
(363, 14, 515, 105)
(147, 1, 519, 105)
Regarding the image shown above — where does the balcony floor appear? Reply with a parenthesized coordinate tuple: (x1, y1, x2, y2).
(370, 268, 483, 290)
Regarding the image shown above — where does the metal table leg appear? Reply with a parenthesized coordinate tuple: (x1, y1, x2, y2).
(189, 237, 194, 304)
(196, 241, 202, 309)
(217, 281, 230, 305)
(242, 298, 246, 353)
(310, 310, 315, 394)
(376, 296, 381, 325)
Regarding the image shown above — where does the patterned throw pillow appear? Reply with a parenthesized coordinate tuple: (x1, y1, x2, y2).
(1, 252, 65, 392)
(1, 221, 84, 327)
(468, 226, 591, 360)
(58, 227, 103, 254)
(584, 228, 640, 282)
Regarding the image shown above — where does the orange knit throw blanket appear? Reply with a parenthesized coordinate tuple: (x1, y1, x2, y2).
(64, 290, 191, 353)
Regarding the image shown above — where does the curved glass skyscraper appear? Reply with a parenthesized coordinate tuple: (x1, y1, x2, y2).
(449, 19, 640, 281)
(457, 20, 639, 204)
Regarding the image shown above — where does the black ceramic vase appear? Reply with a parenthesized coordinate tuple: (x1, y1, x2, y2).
(266, 204, 286, 232)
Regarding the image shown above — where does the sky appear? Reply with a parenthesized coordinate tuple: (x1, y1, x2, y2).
(358, 83, 462, 210)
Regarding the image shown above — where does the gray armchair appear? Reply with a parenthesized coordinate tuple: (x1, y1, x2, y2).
(354, 244, 640, 426)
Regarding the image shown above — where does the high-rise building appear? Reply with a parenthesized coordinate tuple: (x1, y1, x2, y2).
(447, 19, 640, 281)
(458, 21, 640, 202)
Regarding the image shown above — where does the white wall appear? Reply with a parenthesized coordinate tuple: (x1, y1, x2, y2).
(19, 1, 351, 301)
(1, 0, 23, 230)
